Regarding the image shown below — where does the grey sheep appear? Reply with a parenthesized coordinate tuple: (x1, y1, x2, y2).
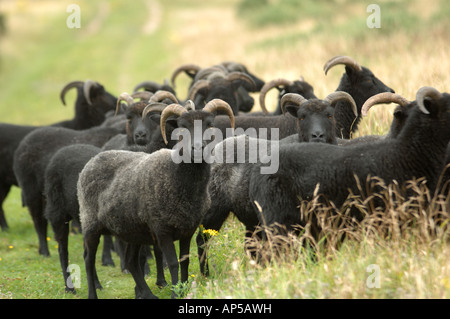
(78, 99, 235, 299)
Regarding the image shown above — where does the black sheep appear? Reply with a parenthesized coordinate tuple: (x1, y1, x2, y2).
(248, 87, 450, 240)
(196, 91, 356, 276)
(323, 55, 395, 139)
(0, 80, 117, 231)
(13, 119, 123, 257)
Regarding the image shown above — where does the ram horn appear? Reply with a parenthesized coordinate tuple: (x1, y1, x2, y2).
(170, 64, 202, 88)
(323, 91, 358, 117)
(259, 78, 294, 114)
(323, 56, 362, 75)
(60, 81, 84, 106)
(415, 86, 442, 115)
(361, 92, 410, 116)
(115, 92, 135, 116)
(203, 98, 235, 130)
(83, 79, 99, 106)
(160, 103, 188, 144)
(194, 66, 227, 82)
(226, 72, 256, 91)
(280, 93, 308, 115)
(188, 80, 210, 101)
(141, 102, 169, 120)
(133, 81, 163, 93)
(131, 91, 154, 101)
(184, 99, 195, 111)
(149, 90, 179, 104)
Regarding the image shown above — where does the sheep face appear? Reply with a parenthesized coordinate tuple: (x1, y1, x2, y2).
(284, 100, 336, 144)
(82, 82, 117, 116)
(342, 66, 394, 105)
(192, 79, 253, 115)
(280, 80, 316, 100)
(174, 111, 216, 162)
(125, 101, 153, 146)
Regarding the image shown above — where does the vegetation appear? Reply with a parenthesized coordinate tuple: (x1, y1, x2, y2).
(0, 0, 449, 299)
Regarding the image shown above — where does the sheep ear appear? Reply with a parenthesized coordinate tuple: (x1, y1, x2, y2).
(147, 113, 161, 123)
(345, 66, 355, 76)
(393, 109, 404, 119)
(422, 98, 436, 114)
(284, 104, 300, 118)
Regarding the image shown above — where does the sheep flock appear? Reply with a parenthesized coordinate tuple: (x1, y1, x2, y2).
(1, 56, 449, 299)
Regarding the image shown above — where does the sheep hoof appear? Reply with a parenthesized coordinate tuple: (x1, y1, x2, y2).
(156, 280, 168, 288)
(65, 287, 76, 294)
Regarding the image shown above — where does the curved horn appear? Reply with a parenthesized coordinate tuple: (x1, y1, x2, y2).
(188, 80, 210, 101)
(133, 81, 163, 93)
(141, 102, 168, 120)
(160, 103, 188, 145)
(323, 55, 362, 75)
(83, 79, 99, 105)
(149, 90, 179, 104)
(361, 92, 410, 116)
(170, 64, 201, 88)
(115, 92, 135, 116)
(60, 81, 84, 106)
(194, 66, 227, 82)
(323, 91, 358, 117)
(416, 86, 442, 115)
(131, 91, 154, 101)
(280, 93, 308, 115)
(259, 78, 294, 114)
(226, 71, 256, 91)
(184, 99, 195, 111)
(202, 99, 235, 129)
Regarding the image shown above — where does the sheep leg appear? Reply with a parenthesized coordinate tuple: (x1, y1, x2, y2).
(28, 195, 49, 256)
(0, 183, 11, 231)
(157, 234, 179, 299)
(53, 220, 75, 293)
(101, 235, 115, 267)
(244, 225, 260, 260)
(152, 245, 167, 287)
(124, 243, 157, 299)
(179, 235, 192, 283)
(83, 231, 102, 299)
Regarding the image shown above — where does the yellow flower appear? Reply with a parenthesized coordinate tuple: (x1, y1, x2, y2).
(202, 229, 219, 237)
(8, 245, 13, 249)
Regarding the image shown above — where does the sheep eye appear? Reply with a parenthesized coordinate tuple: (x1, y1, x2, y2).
(328, 115, 333, 119)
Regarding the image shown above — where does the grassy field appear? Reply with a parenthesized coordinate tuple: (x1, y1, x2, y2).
(0, 0, 449, 300)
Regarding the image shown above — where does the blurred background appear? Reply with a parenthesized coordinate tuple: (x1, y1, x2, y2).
(0, 0, 449, 132)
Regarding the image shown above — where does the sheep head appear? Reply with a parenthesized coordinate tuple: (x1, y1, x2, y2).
(59, 80, 118, 128)
(281, 91, 356, 144)
(160, 99, 235, 161)
(259, 77, 317, 114)
(188, 71, 256, 115)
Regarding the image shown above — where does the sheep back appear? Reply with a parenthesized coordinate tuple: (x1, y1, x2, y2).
(78, 149, 211, 244)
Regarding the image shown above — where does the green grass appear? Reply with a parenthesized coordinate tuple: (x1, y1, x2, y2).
(0, 0, 449, 300)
